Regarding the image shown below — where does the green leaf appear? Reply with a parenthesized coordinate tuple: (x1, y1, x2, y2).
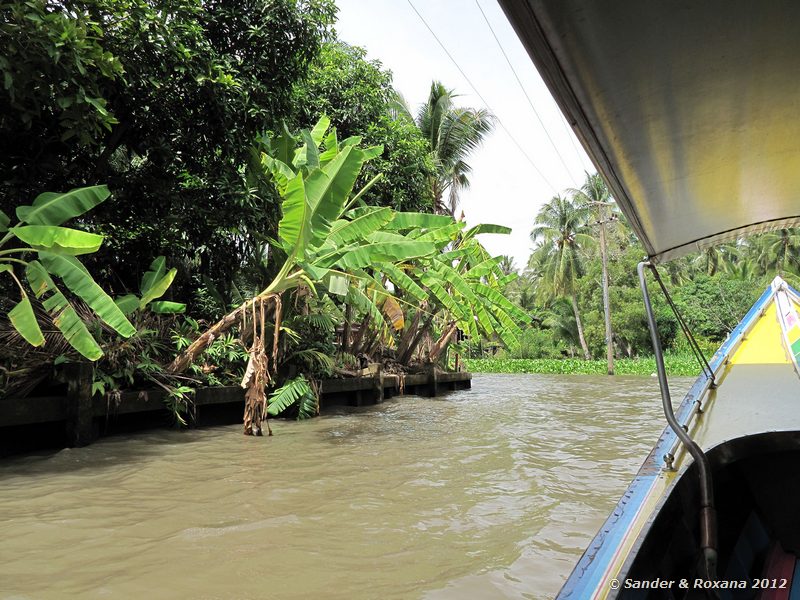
(0, 209, 9, 232)
(299, 261, 330, 282)
(277, 172, 311, 258)
(11, 226, 104, 255)
(335, 241, 436, 270)
(26, 261, 103, 360)
(304, 146, 361, 244)
(16, 185, 110, 226)
(115, 293, 139, 316)
(9, 297, 45, 347)
(347, 285, 387, 332)
(413, 222, 464, 243)
(309, 115, 330, 148)
(328, 207, 394, 246)
(419, 272, 467, 321)
(326, 273, 349, 296)
(140, 256, 167, 295)
(270, 121, 296, 166)
(464, 257, 503, 280)
(463, 223, 512, 238)
(301, 129, 320, 170)
(379, 263, 428, 302)
(149, 301, 186, 314)
(38, 252, 135, 338)
(262, 154, 295, 195)
(267, 375, 314, 416)
(140, 267, 177, 309)
(319, 127, 339, 166)
(387, 212, 455, 230)
(474, 283, 531, 323)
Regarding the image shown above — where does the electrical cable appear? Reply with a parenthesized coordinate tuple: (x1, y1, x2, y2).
(405, 0, 558, 194)
(473, 0, 579, 184)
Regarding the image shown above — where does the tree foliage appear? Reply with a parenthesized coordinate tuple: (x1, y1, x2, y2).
(292, 42, 435, 212)
(514, 172, 800, 362)
(1, 0, 337, 299)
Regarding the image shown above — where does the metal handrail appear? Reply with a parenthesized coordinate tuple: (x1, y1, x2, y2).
(638, 261, 718, 581)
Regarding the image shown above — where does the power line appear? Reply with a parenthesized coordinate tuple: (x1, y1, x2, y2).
(405, 0, 558, 195)
(473, 0, 579, 185)
(559, 111, 593, 174)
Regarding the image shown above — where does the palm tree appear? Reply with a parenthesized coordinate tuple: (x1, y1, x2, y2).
(416, 81, 494, 217)
(691, 242, 739, 276)
(750, 229, 800, 276)
(530, 194, 594, 359)
(570, 173, 616, 373)
(498, 255, 516, 276)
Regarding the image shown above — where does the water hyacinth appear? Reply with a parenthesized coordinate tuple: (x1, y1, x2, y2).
(463, 355, 700, 377)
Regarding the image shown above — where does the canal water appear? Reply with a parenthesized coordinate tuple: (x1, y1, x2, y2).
(0, 373, 692, 599)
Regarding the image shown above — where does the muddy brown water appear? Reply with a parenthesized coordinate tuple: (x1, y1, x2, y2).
(0, 373, 692, 599)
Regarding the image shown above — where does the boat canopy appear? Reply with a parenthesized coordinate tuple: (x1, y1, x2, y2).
(499, 1, 800, 263)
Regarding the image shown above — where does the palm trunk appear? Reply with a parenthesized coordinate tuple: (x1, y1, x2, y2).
(599, 213, 614, 375)
(571, 293, 592, 360)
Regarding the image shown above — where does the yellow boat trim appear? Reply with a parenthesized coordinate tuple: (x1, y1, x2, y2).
(730, 302, 791, 365)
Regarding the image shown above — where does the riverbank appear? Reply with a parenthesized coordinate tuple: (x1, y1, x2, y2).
(463, 356, 701, 376)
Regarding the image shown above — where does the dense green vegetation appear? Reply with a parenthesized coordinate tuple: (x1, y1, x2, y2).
(2, 1, 796, 435)
(499, 172, 800, 373)
(464, 357, 702, 377)
(0, 0, 509, 431)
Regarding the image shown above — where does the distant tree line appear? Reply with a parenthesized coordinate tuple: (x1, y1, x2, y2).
(500, 173, 800, 361)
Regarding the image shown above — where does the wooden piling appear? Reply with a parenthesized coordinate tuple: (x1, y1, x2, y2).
(426, 364, 438, 397)
(372, 365, 384, 403)
(65, 363, 95, 447)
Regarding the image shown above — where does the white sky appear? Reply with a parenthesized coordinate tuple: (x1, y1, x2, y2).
(333, 0, 595, 270)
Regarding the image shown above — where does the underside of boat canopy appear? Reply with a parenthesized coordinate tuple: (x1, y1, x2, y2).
(499, 0, 800, 263)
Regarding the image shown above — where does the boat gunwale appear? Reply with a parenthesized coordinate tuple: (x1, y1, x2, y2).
(556, 284, 778, 599)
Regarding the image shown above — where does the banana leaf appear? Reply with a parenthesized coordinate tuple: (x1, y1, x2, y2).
(328, 207, 394, 245)
(8, 297, 45, 346)
(387, 212, 456, 231)
(11, 225, 104, 255)
(378, 263, 428, 303)
(277, 172, 311, 257)
(16, 185, 110, 226)
(149, 301, 186, 314)
(26, 261, 103, 360)
(335, 241, 436, 270)
(39, 251, 135, 338)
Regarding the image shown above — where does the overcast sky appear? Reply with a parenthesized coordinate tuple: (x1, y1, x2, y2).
(333, 0, 595, 270)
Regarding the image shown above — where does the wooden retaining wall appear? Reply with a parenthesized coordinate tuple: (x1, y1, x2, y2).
(0, 368, 471, 453)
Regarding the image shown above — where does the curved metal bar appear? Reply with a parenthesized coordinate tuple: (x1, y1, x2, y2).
(637, 261, 718, 579)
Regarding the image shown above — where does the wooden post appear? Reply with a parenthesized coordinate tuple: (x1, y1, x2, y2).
(372, 364, 384, 404)
(65, 363, 95, 447)
(426, 364, 438, 397)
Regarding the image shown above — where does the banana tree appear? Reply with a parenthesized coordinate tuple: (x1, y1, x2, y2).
(368, 223, 530, 367)
(1, 186, 136, 360)
(168, 116, 455, 434)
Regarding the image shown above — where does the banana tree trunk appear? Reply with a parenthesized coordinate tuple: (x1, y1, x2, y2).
(168, 293, 280, 373)
(571, 293, 592, 360)
(399, 312, 435, 365)
(396, 309, 422, 360)
(429, 321, 458, 364)
(349, 313, 371, 356)
(341, 303, 352, 352)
